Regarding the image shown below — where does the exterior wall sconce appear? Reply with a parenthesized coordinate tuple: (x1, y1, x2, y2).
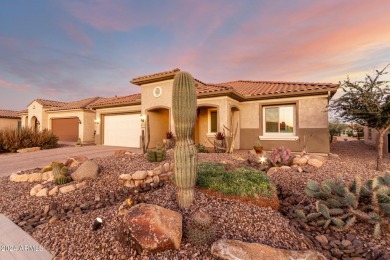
(140, 114, 146, 122)
(94, 119, 100, 124)
(78, 119, 82, 124)
(36, 120, 40, 125)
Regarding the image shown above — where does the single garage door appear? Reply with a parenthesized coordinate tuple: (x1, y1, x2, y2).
(52, 118, 79, 142)
(103, 114, 141, 147)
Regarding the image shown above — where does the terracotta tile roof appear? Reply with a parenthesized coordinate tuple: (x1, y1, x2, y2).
(34, 99, 68, 107)
(212, 80, 339, 97)
(0, 110, 20, 119)
(47, 97, 101, 111)
(195, 79, 233, 94)
(18, 109, 28, 115)
(89, 93, 141, 108)
(131, 68, 180, 85)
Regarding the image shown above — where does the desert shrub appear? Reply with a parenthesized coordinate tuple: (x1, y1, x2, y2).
(197, 162, 276, 198)
(195, 143, 209, 153)
(268, 146, 293, 167)
(0, 127, 58, 152)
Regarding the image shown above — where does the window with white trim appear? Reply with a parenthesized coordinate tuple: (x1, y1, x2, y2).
(261, 105, 297, 140)
(208, 109, 218, 133)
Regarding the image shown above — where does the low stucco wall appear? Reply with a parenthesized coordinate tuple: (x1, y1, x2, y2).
(0, 118, 20, 130)
(364, 127, 389, 154)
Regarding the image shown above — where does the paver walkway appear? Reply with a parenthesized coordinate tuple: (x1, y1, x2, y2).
(0, 145, 140, 177)
(0, 214, 52, 260)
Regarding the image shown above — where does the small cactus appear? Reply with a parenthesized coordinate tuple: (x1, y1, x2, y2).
(52, 162, 72, 185)
(186, 210, 215, 245)
(268, 146, 292, 167)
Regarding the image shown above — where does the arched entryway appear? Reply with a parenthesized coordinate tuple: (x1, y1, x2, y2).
(30, 116, 39, 132)
(146, 107, 170, 148)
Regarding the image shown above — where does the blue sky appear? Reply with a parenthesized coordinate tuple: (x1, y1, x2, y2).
(1, 0, 390, 110)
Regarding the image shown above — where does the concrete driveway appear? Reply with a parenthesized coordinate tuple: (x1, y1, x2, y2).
(0, 145, 141, 177)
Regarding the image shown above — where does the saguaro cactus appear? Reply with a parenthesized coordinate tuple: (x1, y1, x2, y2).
(172, 71, 198, 208)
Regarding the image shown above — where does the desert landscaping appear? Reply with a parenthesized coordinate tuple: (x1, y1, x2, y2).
(0, 140, 389, 259)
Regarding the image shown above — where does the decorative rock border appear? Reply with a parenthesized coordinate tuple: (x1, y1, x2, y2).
(118, 162, 174, 189)
(29, 181, 86, 197)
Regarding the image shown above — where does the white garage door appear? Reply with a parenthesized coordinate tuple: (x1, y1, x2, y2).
(104, 114, 141, 147)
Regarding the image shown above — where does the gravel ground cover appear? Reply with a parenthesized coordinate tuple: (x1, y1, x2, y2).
(0, 141, 389, 259)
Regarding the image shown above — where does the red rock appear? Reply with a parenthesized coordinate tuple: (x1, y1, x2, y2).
(122, 203, 182, 253)
(65, 156, 88, 167)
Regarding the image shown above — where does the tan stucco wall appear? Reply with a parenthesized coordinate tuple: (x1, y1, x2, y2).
(47, 110, 95, 143)
(95, 105, 141, 145)
(27, 101, 45, 131)
(299, 98, 328, 128)
(0, 118, 20, 130)
(20, 115, 28, 128)
(238, 95, 330, 153)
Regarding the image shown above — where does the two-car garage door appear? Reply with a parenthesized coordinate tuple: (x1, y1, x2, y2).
(103, 114, 141, 147)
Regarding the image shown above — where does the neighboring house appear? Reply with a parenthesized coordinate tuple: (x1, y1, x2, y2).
(20, 68, 339, 153)
(91, 68, 338, 153)
(0, 110, 21, 130)
(364, 127, 389, 155)
(20, 97, 101, 143)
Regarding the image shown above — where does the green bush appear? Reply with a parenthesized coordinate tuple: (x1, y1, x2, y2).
(195, 143, 209, 153)
(0, 127, 58, 152)
(197, 162, 276, 198)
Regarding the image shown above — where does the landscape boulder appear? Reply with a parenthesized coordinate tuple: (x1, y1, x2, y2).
(132, 170, 148, 180)
(30, 184, 43, 196)
(122, 203, 182, 253)
(65, 156, 88, 168)
(307, 158, 323, 168)
(293, 157, 308, 166)
(59, 184, 76, 194)
(28, 172, 42, 182)
(211, 239, 326, 260)
(71, 160, 99, 182)
(9, 173, 29, 182)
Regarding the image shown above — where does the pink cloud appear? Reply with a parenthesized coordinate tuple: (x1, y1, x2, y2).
(154, 0, 390, 83)
(62, 23, 94, 47)
(0, 79, 30, 92)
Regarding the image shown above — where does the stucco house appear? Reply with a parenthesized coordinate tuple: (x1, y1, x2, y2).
(20, 68, 339, 153)
(0, 110, 21, 130)
(364, 127, 389, 155)
(20, 97, 101, 143)
(90, 68, 339, 153)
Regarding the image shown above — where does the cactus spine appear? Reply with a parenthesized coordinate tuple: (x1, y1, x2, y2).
(172, 71, 198, 208)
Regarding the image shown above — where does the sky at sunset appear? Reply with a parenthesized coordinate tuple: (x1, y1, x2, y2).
(1, 0, 390, 110)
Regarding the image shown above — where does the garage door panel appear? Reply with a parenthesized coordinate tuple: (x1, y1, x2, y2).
(52, 118, 79, 142)
(104, 114, 141, 147)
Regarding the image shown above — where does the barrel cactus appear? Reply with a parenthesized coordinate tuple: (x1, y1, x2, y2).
(172, 71, 198, 208)
(186, 209, 215, 245)
(52, 162, 72, 185)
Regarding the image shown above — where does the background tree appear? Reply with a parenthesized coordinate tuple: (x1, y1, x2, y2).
(329, 118, 346, 143)
(329, 65, 390, 171)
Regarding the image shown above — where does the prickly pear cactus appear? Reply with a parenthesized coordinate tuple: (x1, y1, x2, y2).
(172, 71, 198, 208)
(299, 173, 390, 238)
(186, 210, 215, 245)
(269, 146, 292, 167)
